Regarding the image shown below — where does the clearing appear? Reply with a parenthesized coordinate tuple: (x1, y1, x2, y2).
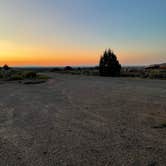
(0, 73, 165, 166)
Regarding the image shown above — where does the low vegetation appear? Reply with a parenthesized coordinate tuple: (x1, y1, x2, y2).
(50, 66, 99, 76)
(50, 66, 166, 80)
(1, 51, 165, 81)
(144, 69, 166, 79)
(50, 49, 166, 79)
(0, 66, 50, 83)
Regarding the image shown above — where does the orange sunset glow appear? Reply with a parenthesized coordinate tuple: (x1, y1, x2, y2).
(0, 41, 100, 66)
(0, 0, 165, 66)
(0, 39, 164, 66)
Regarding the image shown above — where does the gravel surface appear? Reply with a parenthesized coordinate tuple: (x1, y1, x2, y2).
(0, 73, 166, 166)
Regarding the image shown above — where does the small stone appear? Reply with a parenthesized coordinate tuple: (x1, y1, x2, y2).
(43, 151, 47, 155)
(17, 156, 22, 160)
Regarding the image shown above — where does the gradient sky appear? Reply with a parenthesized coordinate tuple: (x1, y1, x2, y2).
(0, 0, 166, 66)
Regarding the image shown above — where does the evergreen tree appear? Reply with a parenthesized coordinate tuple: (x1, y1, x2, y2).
(99, 49, 121, 76)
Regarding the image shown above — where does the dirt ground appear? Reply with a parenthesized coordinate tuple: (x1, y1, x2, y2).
(0, 73, 165, 166)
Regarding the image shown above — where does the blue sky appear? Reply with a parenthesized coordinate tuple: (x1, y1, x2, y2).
(0, 0, 166, 66)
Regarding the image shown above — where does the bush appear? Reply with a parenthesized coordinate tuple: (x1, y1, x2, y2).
(0, 71, 3, 78)
(37, 74, 50, 80)
(23, 71, 37, 79)
(146, 69, 166, 79)
(99, 49, 121, 76)
(3, 64, 10, 70)
(0, 69, 51, 82)
(8, 74, 24, 81)
(50, 67, 62, 72)
(64, 66, 73, 71)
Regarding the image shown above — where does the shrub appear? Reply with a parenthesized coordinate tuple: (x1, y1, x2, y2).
(50, 67, 62, 72)
(37, 74, 50, 80)
(23, 71, 37, 79)
(3, 64, 10, 70)
(8, 74, 24, 81)
(82, 70, 90, 75)
(147, 69, 166, 79)
(64, 66, 73, 71)
(99, 49, 121, 76)
(0, 69, 51, 82)
(0, 71, 3, 78)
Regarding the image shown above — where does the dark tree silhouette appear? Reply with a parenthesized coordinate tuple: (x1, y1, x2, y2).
(99, 49, 121, 76)
(3, 64, 10, 70)
(64, 66, 73, 71)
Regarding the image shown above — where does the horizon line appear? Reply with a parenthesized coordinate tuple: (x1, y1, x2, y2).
(6, 65, 147, 68)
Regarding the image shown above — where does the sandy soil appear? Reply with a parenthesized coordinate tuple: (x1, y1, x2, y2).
(0, 73, 166, 166)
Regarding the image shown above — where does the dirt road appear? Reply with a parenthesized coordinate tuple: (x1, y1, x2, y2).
(0, 74, 166, 166)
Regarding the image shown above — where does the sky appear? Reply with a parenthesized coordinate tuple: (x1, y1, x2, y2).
(0, 0, 166, 66)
